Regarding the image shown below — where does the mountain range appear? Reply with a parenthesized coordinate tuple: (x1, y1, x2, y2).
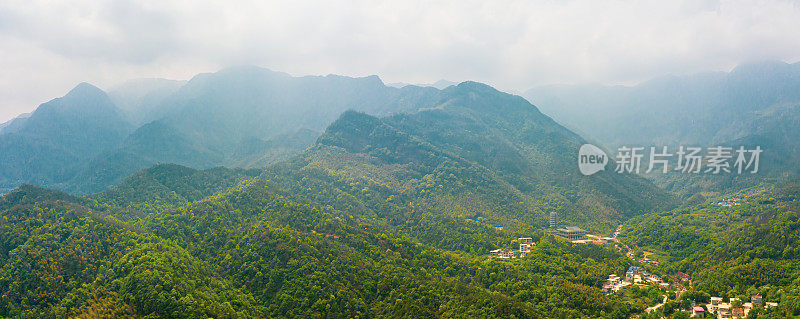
(1, 67, 445, 193)
(525, 60, 800, 195)
(0, 66, 672, 230)
(0, 71, 675, 317)
(1, 62, 799, 317)
(525, 60, 800, 148)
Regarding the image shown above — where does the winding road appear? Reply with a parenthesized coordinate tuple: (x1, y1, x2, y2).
(645, 295, 669, 313)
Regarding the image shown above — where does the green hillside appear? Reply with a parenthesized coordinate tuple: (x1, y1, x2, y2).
(266, 82, 673, 237)
(619, 179, 800, 316)
(0, 168, 657, 318)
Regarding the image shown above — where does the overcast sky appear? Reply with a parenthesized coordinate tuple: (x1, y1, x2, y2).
(1, 0, 800, 122)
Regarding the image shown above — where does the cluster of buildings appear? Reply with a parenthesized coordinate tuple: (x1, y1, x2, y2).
(490, 237, 535, 259)
(489, 212, 607, 259)
(716, 197, 741, 207)
(704, 295, 777, 318)
(626, 266, 663, 284)
(602, 266, 665, 293)
(601, 274, 631, 293)
(489, 248, 515, 259)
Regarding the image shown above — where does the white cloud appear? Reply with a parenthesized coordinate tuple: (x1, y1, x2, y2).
(1, 0, 799, 121)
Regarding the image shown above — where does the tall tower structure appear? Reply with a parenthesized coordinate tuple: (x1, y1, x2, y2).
(549, 212, 558, 230)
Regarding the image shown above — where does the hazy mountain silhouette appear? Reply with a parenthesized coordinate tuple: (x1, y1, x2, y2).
(0, 83, 133, 192)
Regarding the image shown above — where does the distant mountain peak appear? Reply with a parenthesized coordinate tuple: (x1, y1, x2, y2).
(386, 79, 457, 90)
(322, 110, 381, 138)
(362, 74, 384, 86)
(730, 60, 795, 76)
(217, 65, 286, 75)
(184, 66, 292, 88)
(322, 74, 385, 87)
(431, 79, 457, 89)
(452, 80, 491, 90)
(27, 82, 118, 119)
(65, 82, 107, 99)
(445, 81, 514, 102)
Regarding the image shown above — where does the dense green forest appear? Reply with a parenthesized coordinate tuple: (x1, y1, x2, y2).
(0, 170, 656, 318)
(9, 161, 794, 317)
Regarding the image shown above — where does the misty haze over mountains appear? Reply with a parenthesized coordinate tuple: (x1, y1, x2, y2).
(0, 67, 430, 193)
(525, 60, 800, 148)
(0, 62, 800, 193)
(3, 1, 800, 316)
(523, 60, 800, 195)
(0, 61, 799, 318)
(2, 60, 798, 196)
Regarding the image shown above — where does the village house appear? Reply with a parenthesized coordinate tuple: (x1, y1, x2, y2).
(604, 267, 663, 293)
(732, 307, 745, 318)
(647, 275, 662, 284)
(489, 237, 538, 260)
(490, 249, 515, 259)
(602, 274, 631, 293)
(692, 306, 705, 317)
(518, 244, 531, 257)
(708, 297, 723, 313)
(717, 304, 732, 319)
(751, 295, 762, 306)
(706, 295, 775, 319)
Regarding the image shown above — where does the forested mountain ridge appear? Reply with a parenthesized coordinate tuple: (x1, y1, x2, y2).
(88, 163, 261, 217)
(265, 81, 674, 237)
(0, 65, 676, 219)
